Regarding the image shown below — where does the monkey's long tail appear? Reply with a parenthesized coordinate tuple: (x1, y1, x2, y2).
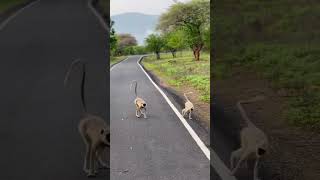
(64, 59, 82, 86)
(80, 62, 87, 113)
(236, 95, 265, 126)
(64, 59, 87, 113)
(130, 80, 138, 97)
(183, 92, 192, 102)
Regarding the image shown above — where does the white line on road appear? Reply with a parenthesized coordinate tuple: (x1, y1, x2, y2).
(0, 0, 40, 31)
(137, 56, 237, 180)
(110, 57, 129, 71)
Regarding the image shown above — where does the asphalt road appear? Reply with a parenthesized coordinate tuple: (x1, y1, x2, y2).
(110, 56, 210, 180)
(0, 0, 109, 179)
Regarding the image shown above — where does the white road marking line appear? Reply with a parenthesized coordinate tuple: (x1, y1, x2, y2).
(110, 57, 129, 71)
(87, 0, 108, 31)
(137, 55, 237, 180)
(0, 0, 41, 31)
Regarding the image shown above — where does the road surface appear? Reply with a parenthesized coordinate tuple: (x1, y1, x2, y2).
(0, 0, 109, 179)
(110, 56, 210, 180)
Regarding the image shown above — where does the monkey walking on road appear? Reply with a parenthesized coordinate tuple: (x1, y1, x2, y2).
(230, 95, 269, 180)
(130, 80, 147, 119)
(64, 59, 110, 177)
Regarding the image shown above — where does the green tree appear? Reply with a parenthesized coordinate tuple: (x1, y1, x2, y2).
(157, 0, 210, 61)
(145, 34, 165, 59)
(110, 20, 118, 55)
(163, 29, 187, 58)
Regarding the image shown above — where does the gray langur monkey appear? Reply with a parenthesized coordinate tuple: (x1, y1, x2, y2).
(230, 95, 269, 180)
(182, 92, 194, 120)
(130, 80, 147, 118)
(64, 59, 110, 177)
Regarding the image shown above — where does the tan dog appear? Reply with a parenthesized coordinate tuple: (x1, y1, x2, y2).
(130, 81, 147, 118)
(230, 95, 268, 180)
(182, 92, 194, 120)
(64, 60, 110, 177)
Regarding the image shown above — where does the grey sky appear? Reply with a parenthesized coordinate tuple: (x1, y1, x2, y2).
(111, 0, 191, 16)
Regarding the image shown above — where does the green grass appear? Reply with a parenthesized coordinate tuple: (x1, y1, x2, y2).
(111, 56, 127, 66)
(0, 0, 28, 13)
(142, 51, 210, 103)
(214, 0, 320, 130)
(216, 43, 320, 130)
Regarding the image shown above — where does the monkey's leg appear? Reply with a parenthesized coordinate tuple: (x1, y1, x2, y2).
(182, 109, 185, 116)
(188, 110, 192, 120)
(142, 108, 147, 118)
(87, 145, 96, 177)
(253, 158, 261, 180)
(83, 144, 90, 173)
(136, 109, 141, 118)
(230, 148, 242, 170)
(96, 147, 108, 169)
(231, 151, 250, 175)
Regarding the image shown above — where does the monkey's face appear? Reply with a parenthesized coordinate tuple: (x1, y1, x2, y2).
(136, 99, 147, 109)
(256, 147, 266, 157)
(100, 129, 110, 147)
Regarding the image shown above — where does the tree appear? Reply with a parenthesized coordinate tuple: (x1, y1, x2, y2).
(163, 29, 187, 58)
(157, 0, 210, 61)
(110, 20, 118, 55)
(117, 34, 138, 48)
(145, 34, 165, 59)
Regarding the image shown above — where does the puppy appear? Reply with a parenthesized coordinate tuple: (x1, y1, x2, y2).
(182, 92, 194, 120)
(230, 95, 268, 180)
(64, 59, 110, 177)
(130, 81, 147, 118)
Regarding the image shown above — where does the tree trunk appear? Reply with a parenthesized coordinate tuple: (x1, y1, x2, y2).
(192, 44, 203, 61)
(156, 52, 160, 59)
(171, 50, 176, 58)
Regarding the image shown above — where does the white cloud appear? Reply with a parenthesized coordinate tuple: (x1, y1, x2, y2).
(111, 0, 191, 16)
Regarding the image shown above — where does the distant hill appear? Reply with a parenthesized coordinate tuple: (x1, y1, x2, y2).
(111, 12, 160, 45)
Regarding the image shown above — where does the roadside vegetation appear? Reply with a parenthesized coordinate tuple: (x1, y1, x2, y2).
(111, 56, 126, 66)
(214, 0, 320, 130)
(0, 0, 28, 13)
(143, 51, 210, 102)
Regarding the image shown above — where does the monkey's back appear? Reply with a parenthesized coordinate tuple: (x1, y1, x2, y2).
(78, 114, 108, 139)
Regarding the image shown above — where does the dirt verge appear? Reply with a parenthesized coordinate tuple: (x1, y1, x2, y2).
(214, 65, 320, 180)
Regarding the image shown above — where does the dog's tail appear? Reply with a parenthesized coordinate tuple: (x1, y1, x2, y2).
(183, 92, 192, 102)
(64, 59, 88, 113)
(130, 80, 138, 97)
(236, 95, 265, 126)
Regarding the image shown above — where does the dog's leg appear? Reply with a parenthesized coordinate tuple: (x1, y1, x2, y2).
(188, 110, 192, 120)
(88, 144, 97, 177)
(182, 109, 185, 117)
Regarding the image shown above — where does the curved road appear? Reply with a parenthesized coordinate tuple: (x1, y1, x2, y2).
(110, 56, 210, 180)
(0, 0, 109, 179)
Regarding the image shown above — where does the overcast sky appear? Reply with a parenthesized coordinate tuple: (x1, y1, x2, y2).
(111, 0, 191, 16)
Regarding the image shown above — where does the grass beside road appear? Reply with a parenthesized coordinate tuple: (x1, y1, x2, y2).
(215, 44, 320, 130)
(111, 56, 127, 66)
(143, 51, 210, 103)
(0, 0, 28, 13)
